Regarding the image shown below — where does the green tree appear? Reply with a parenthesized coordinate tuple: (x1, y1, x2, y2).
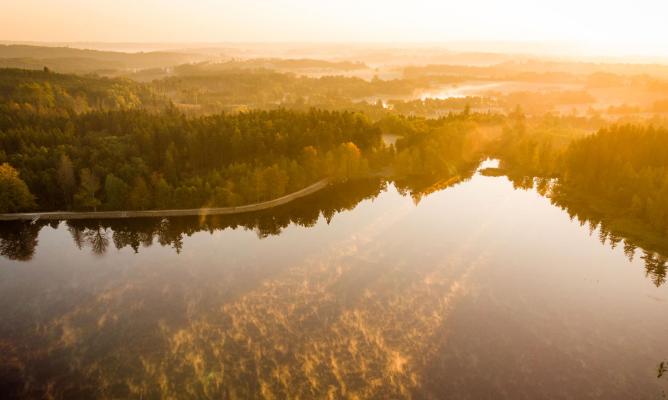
(0, 163, 36, 212)
(57, 154, 76, 207)
(74, 168, 101, 211)
(332, 142, 368, 180)
(128, 177, 151, 210)
(104, 174, 129, 210)
(151, 173, 173, 209)
(264, 165, 289, 199)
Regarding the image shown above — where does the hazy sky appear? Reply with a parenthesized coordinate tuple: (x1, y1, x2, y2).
(2, 0, 668, 56)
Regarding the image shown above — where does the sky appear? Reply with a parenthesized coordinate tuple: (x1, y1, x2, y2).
(1, 0, 668, 57)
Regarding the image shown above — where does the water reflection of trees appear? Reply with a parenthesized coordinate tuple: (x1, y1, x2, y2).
(0, 220, 48, 261)
(2, 172, 666, 287)
(504, 174, 668, 287)
(0, 178, 387, 261)
(0, 197, 480, 399)
(555, 196, 668, 287)
(393, 161, 479, 204)
(0, 167, 479, 261)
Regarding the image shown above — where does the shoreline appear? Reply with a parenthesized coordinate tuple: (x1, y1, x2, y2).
(0, 179, 330, 222)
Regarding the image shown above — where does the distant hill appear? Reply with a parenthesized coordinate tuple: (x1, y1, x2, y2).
(0, 45, 209, 74)
(403, 60, 668, 80)
(171, 59, 368, 74)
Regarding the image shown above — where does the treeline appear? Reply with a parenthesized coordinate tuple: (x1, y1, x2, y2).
(0, 66, 605, 123)
(152, 69, 423, 113)
(402, 61, 668, 84)
(493, 111, 593, 177)
(558, 125, 668, 237)
(393, 118, 481, 177)
(0, 178, 386, 261)
(494, 121, 668, 255)
(0, 44, 208, 76)
(169, 59, 368, 75)
(385, 113, 501, 201)
(0, 68, 167, 114)
(0, 108, 383, 212)
(150, 68, 604, 118)
(388, 97, 499, 117)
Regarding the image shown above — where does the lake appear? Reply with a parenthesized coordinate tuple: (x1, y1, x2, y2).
(1, 161, 666, 399)
(415, 81, 583, 101)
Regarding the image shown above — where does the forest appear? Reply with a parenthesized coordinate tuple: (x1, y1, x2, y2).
(491, 118, 668, 257)
(0, 67, 485, 213)
(0, 106, 381, 211)
(0, 68, 167, 113)
(0, 65, 667, 260)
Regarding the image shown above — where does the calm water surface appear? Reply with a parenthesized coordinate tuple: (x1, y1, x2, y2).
(1, 163, 667, 399)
